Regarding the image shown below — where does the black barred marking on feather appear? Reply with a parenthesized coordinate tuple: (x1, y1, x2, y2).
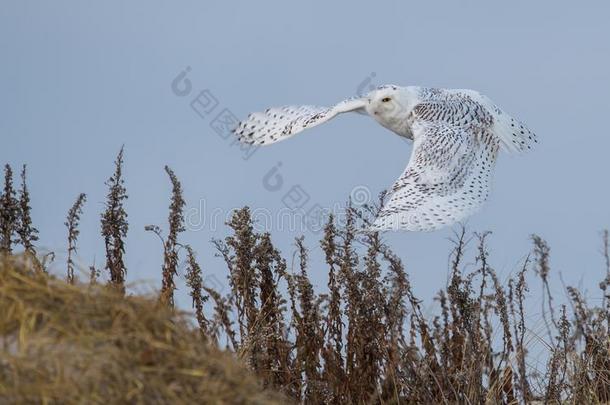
(233, 86, 536, 231)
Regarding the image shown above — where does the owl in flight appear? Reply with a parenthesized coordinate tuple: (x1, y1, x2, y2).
(234, 86, 537, 232)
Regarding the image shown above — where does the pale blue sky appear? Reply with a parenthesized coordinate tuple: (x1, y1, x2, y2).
(2, 1, 609, 320)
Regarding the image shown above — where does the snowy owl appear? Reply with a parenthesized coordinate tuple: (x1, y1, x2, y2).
(234, 85, 537, 232)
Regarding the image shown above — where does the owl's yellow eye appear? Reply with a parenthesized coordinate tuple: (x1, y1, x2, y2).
(381, 97, 391, 102)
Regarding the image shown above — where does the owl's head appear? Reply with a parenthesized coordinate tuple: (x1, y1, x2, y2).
(365, 85, 406, 119)
(364, 85, 415, 138)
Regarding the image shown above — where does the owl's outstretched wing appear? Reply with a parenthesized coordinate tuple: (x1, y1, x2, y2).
(234, 97, 367, 145)
(370, 120, 499, 232)
(416, 88, 538, 154)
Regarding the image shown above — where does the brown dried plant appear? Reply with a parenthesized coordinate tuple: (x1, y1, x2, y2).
(16, 165, 39, 258)
(100, 146, 128, 291)
(184, 244, 210, 338)
(6, 155, 610, 404)
(0, 164, 18, 255)
(65, 193, 86, 284)
(159, 165, 186, 307)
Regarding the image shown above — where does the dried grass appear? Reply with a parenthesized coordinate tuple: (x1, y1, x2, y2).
(0, 257, 285, 404)
(3, 155, 610, 404)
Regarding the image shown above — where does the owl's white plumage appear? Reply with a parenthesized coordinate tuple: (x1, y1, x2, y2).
(235, 97, 367, 145)
(234, 85, 537, 232)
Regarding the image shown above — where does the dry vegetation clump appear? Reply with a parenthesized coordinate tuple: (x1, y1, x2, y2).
(0, 257, 285, 404)
(65, 193, 86, 285)
(2, 153, 610, 404)
(100, 147, 129, 292)
(200, 204, 610, 403)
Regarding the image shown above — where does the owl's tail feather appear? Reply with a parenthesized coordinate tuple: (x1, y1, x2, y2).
(493, 112, 538, 153)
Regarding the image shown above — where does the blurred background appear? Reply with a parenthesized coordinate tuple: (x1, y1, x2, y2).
(2, 0, 609, 343)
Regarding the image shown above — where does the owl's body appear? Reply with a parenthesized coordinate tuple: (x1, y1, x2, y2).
(235, 86, 537, 232)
